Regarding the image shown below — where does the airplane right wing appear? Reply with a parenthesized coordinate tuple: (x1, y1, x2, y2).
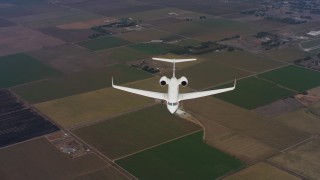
(112, 78, 167, 101)
(179, 80, 236, 101)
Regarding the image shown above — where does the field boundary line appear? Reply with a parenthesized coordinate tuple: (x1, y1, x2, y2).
(266, 160, 308, 180)
(69, 165, 110, 179)
(113, 129, 202, 161)
(280, 134, 318, 153)
(199, 63, 290, 91)
(0, 135, 44, 151)
(67, 130, 138, 180)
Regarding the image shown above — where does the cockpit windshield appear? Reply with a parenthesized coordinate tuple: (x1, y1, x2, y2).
(167, 102, 178, 106)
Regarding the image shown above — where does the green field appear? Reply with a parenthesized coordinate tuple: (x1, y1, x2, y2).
(301, 38, 320, 49)
(129, 43, 181, 55)
(98, 46, 149, 63)
(35, 87, 154, 128)
(13, 64, 152, 103)
(74, 105, 201, 159)
(115, 7, 201, 21)
(161, 18, 260, 41)
(116, 131, 244, 180)
(213, 77, 294, 109)
(200, 51, 284, 73)
(77, 36, 131, 51)
(116, 28, 180, 43)
(260, 45, 307, 62)
(176, 60, 251, 89)
(175, 38, 202, 46)
(0, 53, 60, 88)
(258, 65, 320, 92)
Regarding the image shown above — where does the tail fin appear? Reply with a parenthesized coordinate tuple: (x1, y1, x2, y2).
(152, 58, 196, 77)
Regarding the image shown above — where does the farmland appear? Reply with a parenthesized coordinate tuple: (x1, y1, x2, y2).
(260, 45, 307, 62)
(160, 18, 260, 41)
(35, 87, 154, 128)
(183, 97, 310, 150)
(71, 167, 127, 180)
(269, 137, 320, 180)
(176, 59, 251, 89)
(136, 0, 257, 16)
(116, 131, 244, 180)
(208, 133, 277, 164)
(0, 138, 112, 180)
(13, 64, 152, 104)
(129, 43, 181, 55)
(10, 9, 102, 28)
(2, 0, 320, 179)
(224, 162, 300, 180)
(97, 46, 148, 63)
(300, 38, 320, 49)
(40, 26, 96, 43)
(77, 36, 131, 51)
(213, 77, 294, 109)
(0, 25, 64, 56)
(74, 105, 201, 159)
(28, 44, 112, 74)
(258, 65, 320, 92)
(0, 53, 60, 88)
(176, 38, 201, 46)
(115, 7, 201, 21)
(199, 51, 284, 73)
(275, 108, 320, 134)
(0, 89, 59, 148)
(116, 28, 181, 43)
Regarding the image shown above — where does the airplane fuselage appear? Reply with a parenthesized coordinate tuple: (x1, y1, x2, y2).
(112, 57, 236, 114)
(166, 77, 180, 114)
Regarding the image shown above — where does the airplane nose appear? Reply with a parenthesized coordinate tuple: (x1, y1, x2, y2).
(167, 105, 178, 114)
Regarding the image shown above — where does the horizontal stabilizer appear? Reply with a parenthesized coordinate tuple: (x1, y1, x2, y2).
(152, 58, 196, 63)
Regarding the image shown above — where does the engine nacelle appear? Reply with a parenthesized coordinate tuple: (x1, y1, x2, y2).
(159, 76, 169, 86)
(179, 76, 188, 87)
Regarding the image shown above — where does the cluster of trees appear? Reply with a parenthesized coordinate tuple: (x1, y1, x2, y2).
(172, 41, 227, 55)
(89, 18, 139, 39)
(131, 61, 159, 74)
(266, 16, 306, 24)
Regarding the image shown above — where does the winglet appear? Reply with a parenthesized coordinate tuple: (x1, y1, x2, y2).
(233, 79, 237, 88)
(111, 77, 114, 87)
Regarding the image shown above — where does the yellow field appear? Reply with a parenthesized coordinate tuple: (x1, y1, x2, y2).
(199, 51, 284, 73)
(223, 162, 300, 180)
(212, 133, 276, 164)
(35, 87, 154, 128)
(275, 108, 320, 134)
(269, 137, 320, 179)
(188, 112, 276, 164)
(183, 96, 309, 150)
(260, 45, 307, 62)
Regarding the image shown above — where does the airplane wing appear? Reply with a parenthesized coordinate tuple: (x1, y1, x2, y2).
(179, 80, 236, 101)
(112, 78, 167, 100)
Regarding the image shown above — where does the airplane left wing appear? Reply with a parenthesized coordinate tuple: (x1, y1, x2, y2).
(112, 78, 167, 100)
(179, 80, 236, 101)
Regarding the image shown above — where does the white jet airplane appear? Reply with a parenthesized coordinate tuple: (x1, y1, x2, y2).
(112, 58, 236, 114)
